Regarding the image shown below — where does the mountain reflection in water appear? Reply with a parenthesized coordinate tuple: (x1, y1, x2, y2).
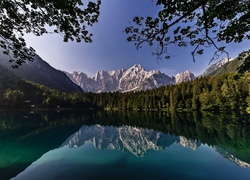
(62, 124, 249, 167)
(62, 125, 180, 157)
(13, 123, 250, 179)
(0, 110, 249, 179)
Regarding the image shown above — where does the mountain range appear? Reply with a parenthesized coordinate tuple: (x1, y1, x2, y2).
(61, 124, 249, 167)
(0, 51, 82, 92)
(201, 57, 234, 76)
(65, 52, 250, 93)
(1, 47, 248, 93)
(65, 64, 195, 93)
(61, 124, 180, 157)
(12, 124, 249, 179)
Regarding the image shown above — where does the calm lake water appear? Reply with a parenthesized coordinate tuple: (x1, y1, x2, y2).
(0, 110, 250, 179)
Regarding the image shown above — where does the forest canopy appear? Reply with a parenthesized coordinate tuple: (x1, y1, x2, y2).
(0, 0, 249, 69)
(125, 0, 250, 62)
(0, 0, 101, 68)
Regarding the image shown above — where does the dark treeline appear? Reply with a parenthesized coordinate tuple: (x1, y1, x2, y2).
(92, 73, 250, 112)
(1, 110, 250, 163)
(0, 65, 95, 109)
(0, 81, 95, 109)
(0, 69, 250, 112)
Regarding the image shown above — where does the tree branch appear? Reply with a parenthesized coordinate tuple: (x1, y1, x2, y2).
(135, 0, 209, 51)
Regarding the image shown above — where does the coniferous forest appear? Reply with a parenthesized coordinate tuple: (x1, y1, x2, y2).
(0, 51, 250, 112)
(93, 73, 250, 112)
(1, 71, 250, 113)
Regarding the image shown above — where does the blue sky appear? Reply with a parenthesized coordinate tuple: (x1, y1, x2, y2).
(24, 0, 249, 77)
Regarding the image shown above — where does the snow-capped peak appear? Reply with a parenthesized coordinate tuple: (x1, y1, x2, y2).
(175, 70, 195, 84)
(66, 65, 195, 92)
(202, 57, 234, 76)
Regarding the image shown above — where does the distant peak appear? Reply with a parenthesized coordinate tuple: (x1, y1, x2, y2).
(220, 57, 234, 61)
(73, 71, 87, 76)
(132, 64, 143, 68)
(176, 70, 192, 75)
(184, 70, 191, 73)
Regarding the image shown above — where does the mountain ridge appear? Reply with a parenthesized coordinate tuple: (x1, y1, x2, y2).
(66, 64, 195, 92)
(2, 48, 249, 93)
(61, 125, 193, 157)
(0, 51, 82, 92)
(60, 124, 250, 168)
(201, 50, 250, 76)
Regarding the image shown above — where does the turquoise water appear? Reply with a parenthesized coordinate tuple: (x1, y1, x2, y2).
(0, 110, 250, 179)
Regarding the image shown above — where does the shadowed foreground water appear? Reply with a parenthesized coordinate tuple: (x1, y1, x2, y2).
(0, 110, 249, 179)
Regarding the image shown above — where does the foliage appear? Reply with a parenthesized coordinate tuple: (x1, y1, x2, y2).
(206, 50, 250, 75)
(2, 0, 250, 69)
(3, 89, 24, 107)
(237, 54, 250, 73)
(90, 73, 249, 112)
(0, 0, 101, 68)
(1, 110, 250, 164)
(0, 70, 96, 109)
(0, 59, 250, 112)
(125, 0, 250, 62)
(209, 50, 250, 75)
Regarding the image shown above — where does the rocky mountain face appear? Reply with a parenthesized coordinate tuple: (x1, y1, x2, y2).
(0, 47, 196, 93)
(202, 57, 234, 76)
(61, 125, 185, 157)
(213, 146, 250, 168)
(202, 51, 250, 76)
(61, 124, 249, 167)
(179, 136, 201, 150)
(0, 51, 82, 92)
(175, 70, 196, 84)
(66, 64, 195, 92)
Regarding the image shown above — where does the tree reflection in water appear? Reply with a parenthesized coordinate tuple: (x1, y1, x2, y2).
(0, 110, 249, 179)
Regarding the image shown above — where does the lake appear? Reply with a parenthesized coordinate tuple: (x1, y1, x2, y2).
(0, 110, 250, 179)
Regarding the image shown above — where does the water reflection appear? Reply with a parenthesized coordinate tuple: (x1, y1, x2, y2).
(0, 110, 86, 180)
(60, 124, 250, 168)
(12, 124, 250, 179)
(0, 110, 249, 179)
(214, 146, 250, 168)
(62, 125, 179, 157)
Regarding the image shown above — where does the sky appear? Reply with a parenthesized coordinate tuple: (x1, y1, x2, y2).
(24, 0, 249, 77)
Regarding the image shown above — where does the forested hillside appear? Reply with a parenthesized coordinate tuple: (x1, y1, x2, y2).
(0, 51, 82, 92)
(1, 52, 250, 112)
(0, 67, 94, 109)
(1, 68, 250, 112)
(207, 50, 250, 76)
(91, 73, 250, 112)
